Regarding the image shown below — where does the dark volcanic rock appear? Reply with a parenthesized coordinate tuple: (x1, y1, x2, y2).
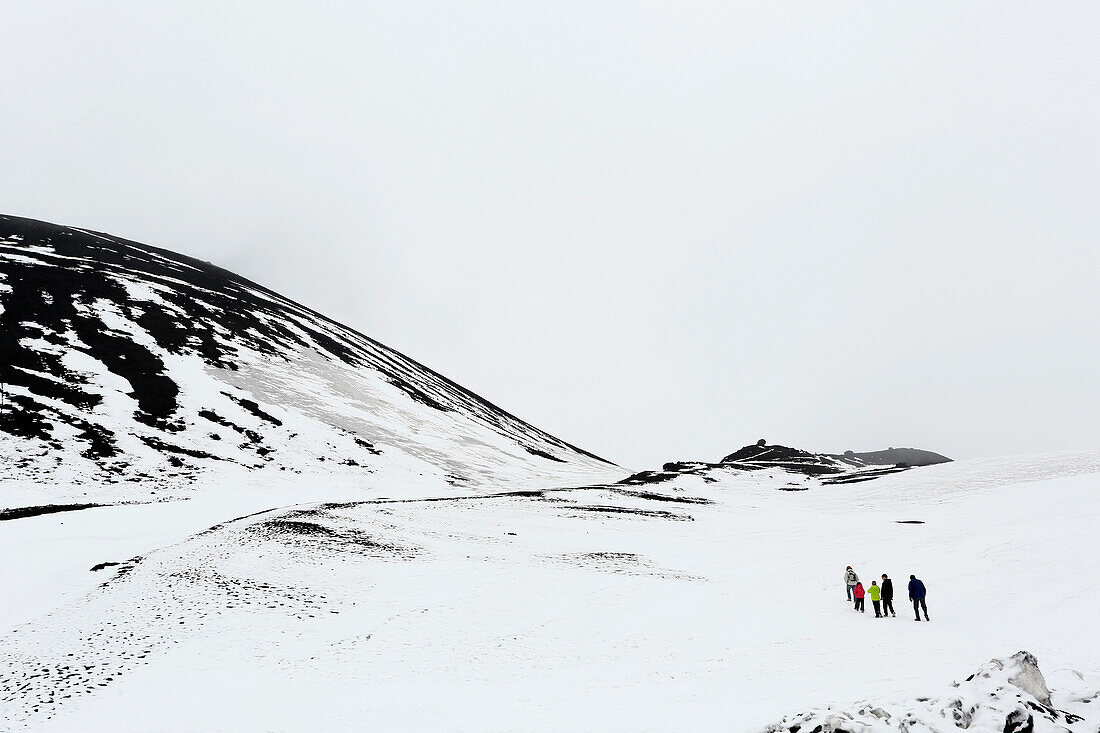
(615, 441, 951, 490)
(720, 442, 852, 476)
(845, 447, 951, 467)
(0, 215, 617, 492)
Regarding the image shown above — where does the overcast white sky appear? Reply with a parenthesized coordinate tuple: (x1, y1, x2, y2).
(2, 2, 1097, 468)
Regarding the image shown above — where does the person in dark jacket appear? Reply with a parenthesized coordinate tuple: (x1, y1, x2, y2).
(880, 574, 896, 617)
(908, 574, 929, 621)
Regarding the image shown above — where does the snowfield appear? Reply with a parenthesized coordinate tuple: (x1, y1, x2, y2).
(2, 450, 1098, 731)
(2, 216, 1096, 731)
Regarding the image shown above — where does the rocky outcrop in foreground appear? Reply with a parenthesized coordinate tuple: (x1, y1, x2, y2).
(761, 651, 1097, 733)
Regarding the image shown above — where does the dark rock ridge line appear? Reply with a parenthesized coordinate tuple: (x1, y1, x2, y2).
(619, 441, 951, 487)
(837, 446, 952, 467)
(0, 503, 109, 521)
(720, 442, 950, 469)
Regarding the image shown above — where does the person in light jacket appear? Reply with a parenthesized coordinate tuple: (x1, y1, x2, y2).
(853, 582, 866, 612)
(845, 566, 859, 601)
(881, 574, 896, 617)
(867, 580, 882, 617)
(908, 574, 929, 621)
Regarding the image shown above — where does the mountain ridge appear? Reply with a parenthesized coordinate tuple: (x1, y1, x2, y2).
(0, 214, 619, 501)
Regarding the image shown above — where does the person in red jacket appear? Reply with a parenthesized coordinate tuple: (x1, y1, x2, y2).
(853, 582, 866, 612)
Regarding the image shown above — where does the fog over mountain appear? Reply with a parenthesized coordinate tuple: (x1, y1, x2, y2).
(2, 2, 1097, 467)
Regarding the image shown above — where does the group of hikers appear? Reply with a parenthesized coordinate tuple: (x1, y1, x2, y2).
(844, 566, 930, 621)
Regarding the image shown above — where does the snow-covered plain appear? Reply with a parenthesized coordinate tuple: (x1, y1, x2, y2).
(2, 217, 1096, 730)
(2, 450, 1097, 731)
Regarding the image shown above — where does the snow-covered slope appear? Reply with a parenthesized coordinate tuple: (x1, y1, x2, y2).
(0, 215, 620, 505)
(2, 449, 1097, 731)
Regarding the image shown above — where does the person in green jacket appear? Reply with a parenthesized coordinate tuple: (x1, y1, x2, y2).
(868, 580, 883, 617)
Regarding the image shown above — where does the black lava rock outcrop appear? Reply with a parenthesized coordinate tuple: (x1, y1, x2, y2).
(619, 442, 951, 487)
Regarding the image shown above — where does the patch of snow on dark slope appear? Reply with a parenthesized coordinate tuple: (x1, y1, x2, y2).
(0, 215, 620, 500)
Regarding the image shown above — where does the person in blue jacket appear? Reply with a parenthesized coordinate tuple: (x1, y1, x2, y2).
(908, 574, 929, 621)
